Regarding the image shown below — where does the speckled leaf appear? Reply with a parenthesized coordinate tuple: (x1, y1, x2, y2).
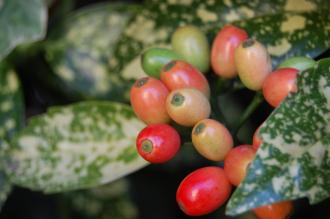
(0, 62, 24, 209)
(45, 3, 142, 101)
(226, 58, 330, 215)
(231, 10, 330, 67)
(63, 179, 137, 219)
(0, 0, 47, 60)
(115, 0, 329, 80)
(4, 101, 147, 193)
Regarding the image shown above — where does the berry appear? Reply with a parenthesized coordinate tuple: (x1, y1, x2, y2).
(224, 145, 256, 186)
(136, 124, 180, 163)
(192, 119, 233, 161)
(211, 25, 248, 78)
(166, 88, 211, 127)
(176, 166, 232, 216)
(235, 39, 272, 90)
(161, 60, 210, 98)
(130, 77, 170, 124)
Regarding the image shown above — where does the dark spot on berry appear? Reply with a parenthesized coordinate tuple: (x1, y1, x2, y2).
(171, 93, 185, 106)
(163, 60, 177, 72)
(242, 39, 255, 48)
(141, 139, 153, 153)
(135, 77, 149, 88)
(194, 123, 206, 135)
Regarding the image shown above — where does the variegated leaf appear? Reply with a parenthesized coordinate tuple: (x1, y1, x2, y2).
(226, 58, 330, 215)
(4, 101, 147, 193)
(0, 0, 47, 60)
(0, 62, 24, 209)
(116, 0, 329, 80)
(45, 3, 142, 101)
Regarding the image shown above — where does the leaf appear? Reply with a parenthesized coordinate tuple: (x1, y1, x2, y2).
(0, 62, 25, 209)
(0, 0, 47, 60)
(4, 101, 148, 193)
(115, 0, 329, 80)
(45, 3, 142, 101)
(226, 58, 330, 215)
(63, 179, 137, 219)
(231, 10, 330, 67)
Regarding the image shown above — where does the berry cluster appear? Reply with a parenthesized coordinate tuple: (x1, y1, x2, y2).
(130, 24, 315, 218)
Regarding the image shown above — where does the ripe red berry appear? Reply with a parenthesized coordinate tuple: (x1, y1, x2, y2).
(130, 77, 170, 124)
(262, 68, 299, 107)
(224, 145, 256, 186)
(161, 60, 210, 98)
(136, 124, 180, 163)
(176, 166, 232, 216)
(253, 201, 294, 219)
(211, 25, 248, 78)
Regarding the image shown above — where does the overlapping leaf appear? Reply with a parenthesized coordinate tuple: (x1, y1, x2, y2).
(4, 101, 147, 193)
(45, 3, 142, 101)
(0, 0, 47, 60)
(117, 0, 330, 72)
(226, 58, 330, 215)
(0, 62, 25, 209)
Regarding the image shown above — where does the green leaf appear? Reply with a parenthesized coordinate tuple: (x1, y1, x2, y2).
(0, 0, 47, 60)
(232, 10, 330, 67)
(0, 62, 25, 209)
(45, 3, 142, 101)
(0, 62, 25, 144)
(63, 179, 137, 219)
(226, 58, 330, 215)
(4, 101, 148, 193)
(115, 0, 329, 80)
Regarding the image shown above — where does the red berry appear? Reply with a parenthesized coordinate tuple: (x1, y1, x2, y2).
(224, 145, 256, 186)
(136, 124, 180, 163)
(211, 25, 248, 78)
(161, 60, 210, 98)
(253, 201, 294, 219)
(130, 77, 170, 124)
(176, 166, 232, 216)
(262, 68, 299, 107)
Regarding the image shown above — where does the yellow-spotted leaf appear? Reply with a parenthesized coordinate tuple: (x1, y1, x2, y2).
(0, 62, 24, 209)
(226, 58, 330, 215)
(4, 101, 147, 193)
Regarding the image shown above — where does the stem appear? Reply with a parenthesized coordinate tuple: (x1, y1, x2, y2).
(210, 96, 228, 125)
(209, 78, 231, 126)
(232, 92, 264, 135)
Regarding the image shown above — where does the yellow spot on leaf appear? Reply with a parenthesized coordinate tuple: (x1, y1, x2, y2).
(284, 0, 316, 12)
(7, 71, 19, 91)
(238, 6, 255, 18)
(197, 7, 218, 23)
(281, 15, 306, 33)
(57, 66, 75, 82)
(167, 0, 192, 5)
(122, 56, 146, 80)
(224, 10, 240, 22)
(267, 38, 292, 56)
